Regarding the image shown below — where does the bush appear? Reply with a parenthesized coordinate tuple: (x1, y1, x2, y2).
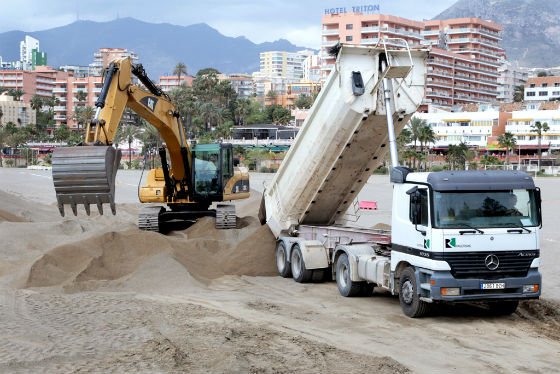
(373, 166, 388, 175)
(4, 159, 14, 167)
(131, 159, 141, 169)
(260, 166, 268, 173)
(431, 165, 444, 172)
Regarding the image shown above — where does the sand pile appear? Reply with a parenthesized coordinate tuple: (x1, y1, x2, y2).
(24, 214, 277, 291)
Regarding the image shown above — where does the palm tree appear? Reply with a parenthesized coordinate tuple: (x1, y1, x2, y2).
(75, 90, 88, 103)
(235, 98, 252, 125)
(531, 121, 550, 170)
(497, 132, 517, 166)
(418, 124, 436, 170)
(9, 88, 24, 101)
(115, 124, 141, 168)
(266, 90, 277, 105)
(513, 85, 525, 102)
(173, 62, 187, 83)
(30, 95, 44, 112)
(407, 117, 425, 169)
(72, 105, 95, 133)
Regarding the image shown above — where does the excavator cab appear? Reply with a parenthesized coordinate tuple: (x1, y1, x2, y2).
(191, 143, 234, 200)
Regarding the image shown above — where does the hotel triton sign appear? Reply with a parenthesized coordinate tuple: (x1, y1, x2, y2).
(324, 5, 380, 14)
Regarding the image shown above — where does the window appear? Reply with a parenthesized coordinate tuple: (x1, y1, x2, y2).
(346, 36, 353, 41)
(409, 188, 429, 226)
(529, 136, 536, 140)
(541, 83, 548, 87)
(527, 92, 536, 96)
(193, 146, 220, 195)
(555, 83, 559, 87)
(529, 83, 535, 88)
(539, 91, 548, 96)
(552, 91, 560, 96)
(346, 24, 353, 30)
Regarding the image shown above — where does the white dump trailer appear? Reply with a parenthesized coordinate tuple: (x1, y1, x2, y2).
(260, 43, 542, 317)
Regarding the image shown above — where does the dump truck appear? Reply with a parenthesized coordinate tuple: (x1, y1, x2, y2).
(260, 43, 542, 317)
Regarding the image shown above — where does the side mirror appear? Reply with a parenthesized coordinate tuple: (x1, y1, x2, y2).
(535, 188, 542, 228)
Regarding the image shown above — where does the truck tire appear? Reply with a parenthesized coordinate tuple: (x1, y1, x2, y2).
(291, 245, 313, 283)
(336, 253, 363, 297)
(487, 300, 519, 316)
(276, 242, 292, 278)
(399, 267, 429, 318)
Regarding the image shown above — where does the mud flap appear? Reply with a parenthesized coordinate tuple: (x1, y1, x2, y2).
(258, 194, 267, 225)
(52, 146, 122, 216)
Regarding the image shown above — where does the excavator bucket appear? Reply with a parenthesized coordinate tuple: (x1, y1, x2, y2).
(52, 146, 122, 217)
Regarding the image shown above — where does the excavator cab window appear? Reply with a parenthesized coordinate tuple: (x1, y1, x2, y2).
(221, 144, 233, 185)
(192, 144, 221, 197)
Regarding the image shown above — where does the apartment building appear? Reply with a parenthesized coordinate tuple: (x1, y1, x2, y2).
(524, 76, 560, 101)
(158, 75, 194, 92)
(223, 74, 253, 98)
(0, 66, 67, 102)
(321, 13, 503, 108)
(259, 50, 315, 80)
(505, 106, 560, 149)
(0, 93, 36, 127)
(90, 48, 138, 75)
(52, 76, 103, 131)
(497, 62, 528, 102)
(287, 81, 321, 96)
(302, 55, 322, 82)
(321, 13, 424, 79)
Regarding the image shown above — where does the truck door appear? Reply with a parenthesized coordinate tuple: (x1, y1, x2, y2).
(410, 187, 432, 253)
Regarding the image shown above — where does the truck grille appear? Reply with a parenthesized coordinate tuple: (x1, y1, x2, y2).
(443, 250, 539, 279)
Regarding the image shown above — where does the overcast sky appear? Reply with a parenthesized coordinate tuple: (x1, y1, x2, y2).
(1, 0, 457, 48)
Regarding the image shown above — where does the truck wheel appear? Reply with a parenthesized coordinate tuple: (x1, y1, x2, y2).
(276, 242, 292, 278)
(487, 300, 519, 316)
(336, 253, 362, 297)
(399, 267, 429, 318)
(291, 245, 313, 283)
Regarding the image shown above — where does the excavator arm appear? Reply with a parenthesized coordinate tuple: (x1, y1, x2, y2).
(52, 57, 193, 216)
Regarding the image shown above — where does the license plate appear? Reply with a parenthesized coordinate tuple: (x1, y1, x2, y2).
(481, 283, 505, 290)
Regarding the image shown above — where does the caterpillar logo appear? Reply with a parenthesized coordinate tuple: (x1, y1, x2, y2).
(140, 96, 158, 112)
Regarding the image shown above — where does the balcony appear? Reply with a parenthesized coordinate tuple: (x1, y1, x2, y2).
(72, 88, 88, 93)
(54, 115, 66, 121)
(52, 88, 66, 93)
(93, 87, 102, 93)
(322, 29, 339, 36)
(361, 26, 379, 33)
(54, 106, 66, 112)
(361, 37, 379, 45)
(322, 40, 338, 48)
(422, 29, 440, 36)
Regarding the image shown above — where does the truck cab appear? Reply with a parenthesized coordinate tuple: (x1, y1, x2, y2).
(391, 168, 542, 315)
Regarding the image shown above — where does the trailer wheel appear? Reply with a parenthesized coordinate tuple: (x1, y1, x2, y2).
(487, 300, 519, 316)
(291, 245, 313, 283)
(276, 242, 292, 278)
(336, 253, 362, 297)
(399, 267, 429, 318)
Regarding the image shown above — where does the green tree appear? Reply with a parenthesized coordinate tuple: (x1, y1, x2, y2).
(530, 121, 550, 169)
(75, 90, 88, 103)
(173, 62, 188, 82)
(72, 105, 95, 132)
(537, 71, 548, 77)
(446, 142, 469, 170)
(115, 124, 141, 168)
(272, 107, 291, 125)
(8, 88, 24, 101)
(294, 94, 313, 109)
(418, 124, 436, 170)
(407, 117, 425, 169)
(30, 95, 44, 112)
(54, 123, 72, 143)
(396, 127, 412, 162)
(266, 90, 277, 103)
(480, 155, 501, 167)
(497, 131, 517, 166)
(513, 85, 524, 102)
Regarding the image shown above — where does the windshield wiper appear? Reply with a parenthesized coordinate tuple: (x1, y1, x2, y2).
(508, 222, 532, 233)
(454, 222, 485, 234)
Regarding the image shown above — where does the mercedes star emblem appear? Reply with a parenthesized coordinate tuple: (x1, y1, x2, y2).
(485, 254, 500, 270)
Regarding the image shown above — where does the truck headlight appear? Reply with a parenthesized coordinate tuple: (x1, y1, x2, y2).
(441, 287, 460, 296)
(523, 284, 539, 293)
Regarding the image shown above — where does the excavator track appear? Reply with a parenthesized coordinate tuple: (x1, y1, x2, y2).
(216, 204, 237, 229)
(138, 206, 164, 231)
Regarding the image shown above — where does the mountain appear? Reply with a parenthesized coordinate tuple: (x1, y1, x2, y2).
(434, 0, 560, 68)
(0, 17, 314, 77)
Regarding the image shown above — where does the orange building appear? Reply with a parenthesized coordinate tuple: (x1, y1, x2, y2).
(321, 13, 504, 109)
(52, 76, 103, 131)
(0, 66, 68, 103)
(158, 75, 194, 92)
(91, 48, 138, 75)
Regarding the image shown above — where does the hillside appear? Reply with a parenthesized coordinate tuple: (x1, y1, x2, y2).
(434, 0, 560, 67)
(0, 17, 313, 77)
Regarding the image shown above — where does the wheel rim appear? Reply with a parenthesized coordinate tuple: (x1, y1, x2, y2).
(338, 262, 348, 289)
(277, 246, 285, 272)
(401, 279, 414, 305)
(292, 250, 301, 278)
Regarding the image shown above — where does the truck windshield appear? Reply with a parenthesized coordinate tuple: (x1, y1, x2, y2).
(433, 189, 538, 229)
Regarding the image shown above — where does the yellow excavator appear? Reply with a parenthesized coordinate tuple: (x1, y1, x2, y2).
(52, 57, 250, 232)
